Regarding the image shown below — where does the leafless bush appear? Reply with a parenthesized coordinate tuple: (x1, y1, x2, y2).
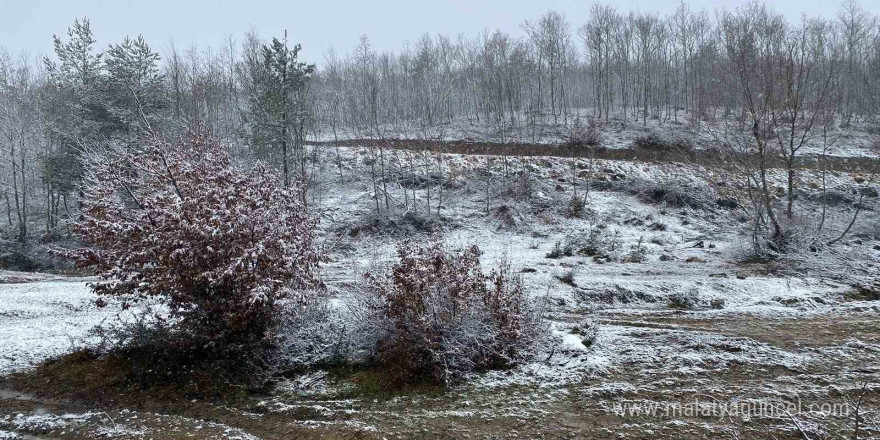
(354, 241, 545, 386)
(736, 213, 822, 262)
(568, 194, 586, 217)
(565, 117, 604, 148)
(668, 289, 700, 310)
(622, 178, 711, 209)
(563, 227, 621, 261)
(492, 205, 520, 230)
(546, 241, 574, 259)
(276, 297, 348, 369)
(349, 211, 445, 237)
(557, 269, 577, 286)
(633, 130, 694, 152)
(570, 320, 599, 348)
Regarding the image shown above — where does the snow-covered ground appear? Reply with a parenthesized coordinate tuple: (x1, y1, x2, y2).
(0, 145, 878, 439)
(0, 274, 111, 376)
(314, 111, 880, 158)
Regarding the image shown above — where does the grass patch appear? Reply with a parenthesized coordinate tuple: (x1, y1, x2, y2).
(3, 349, 254, 406)
(306, 364, 447, 400)
(345, 369, 447, 399)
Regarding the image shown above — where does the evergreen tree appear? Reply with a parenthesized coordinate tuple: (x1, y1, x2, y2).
(44, 18, 106, 146)
(243, 34, 314, 187)
(42, 18, 105, 220)
(103, 35, 167, 141)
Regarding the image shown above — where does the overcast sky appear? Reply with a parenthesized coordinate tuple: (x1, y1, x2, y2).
(2, 0, 878, 64)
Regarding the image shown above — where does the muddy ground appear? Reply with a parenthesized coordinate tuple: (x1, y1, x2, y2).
(1, 306, 877, 439)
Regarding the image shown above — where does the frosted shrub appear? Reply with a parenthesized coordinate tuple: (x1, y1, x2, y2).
(633, 130, 694, 152)
(570, 319, 599, 348)
(277, 298, 347, 368)
(563, 228, 620, 261)
(502, 170, 533, 200)
(546, 241, 574, 259)
(62, 135, 322, 377)
(568, 194, 586, 217)
(566, 117, 603, 148)
(624, 237, 648, 263)
(360, 241, 544, 386)
(624, 178, 709, 209)
(668, 289, 701, 310)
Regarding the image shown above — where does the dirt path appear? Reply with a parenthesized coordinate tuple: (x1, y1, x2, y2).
(308, 138, 879, 173)
(314, 309, 879, 439)
(1, 305, 876, 440)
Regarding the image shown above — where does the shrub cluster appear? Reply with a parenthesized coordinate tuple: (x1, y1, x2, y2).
(570, 319, 598, 348)
(621, 178, 710, 209)
(633, 130, 694, 152)
(552, 227, 622, 262)
(502, 170, 533, 200)
(565, 117, 604, 148)
(568, 194, 586, 217)
(668, 289, 701, 309)
(65, 138, 549, 389)
(360, 241, 543, 385)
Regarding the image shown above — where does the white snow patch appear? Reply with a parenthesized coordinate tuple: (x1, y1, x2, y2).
(0, 278, 116, 374)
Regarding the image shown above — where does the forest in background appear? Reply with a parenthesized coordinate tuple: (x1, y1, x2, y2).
(1, 0, 879, 247)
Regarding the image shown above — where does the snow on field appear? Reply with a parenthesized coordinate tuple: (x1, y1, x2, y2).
(1, 148, 874, 382)
(0, 145, 877, 438)
(0, 274, 113, 375)
(304, 148, 878, 404)
(315, 111, 880, 158)
(0, 409, 264, 440)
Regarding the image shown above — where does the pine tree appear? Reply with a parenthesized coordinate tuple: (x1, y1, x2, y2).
(243, 33, 314, 187)
(44, 18, 106, 146)
(42, 18, 105, 221)
(103, 35, 167, 141)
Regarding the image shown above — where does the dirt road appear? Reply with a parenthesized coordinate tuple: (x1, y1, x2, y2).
(309, 138, 879, 173)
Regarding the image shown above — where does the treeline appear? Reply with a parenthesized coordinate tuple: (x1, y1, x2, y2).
(314, 0, 880, 135)
(1, 0, 879, 242)
(1, 22, 314, 241)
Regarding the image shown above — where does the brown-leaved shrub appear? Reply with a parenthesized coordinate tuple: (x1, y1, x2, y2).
(361, 241, 543, 386)
(60, 135, 322, 378)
